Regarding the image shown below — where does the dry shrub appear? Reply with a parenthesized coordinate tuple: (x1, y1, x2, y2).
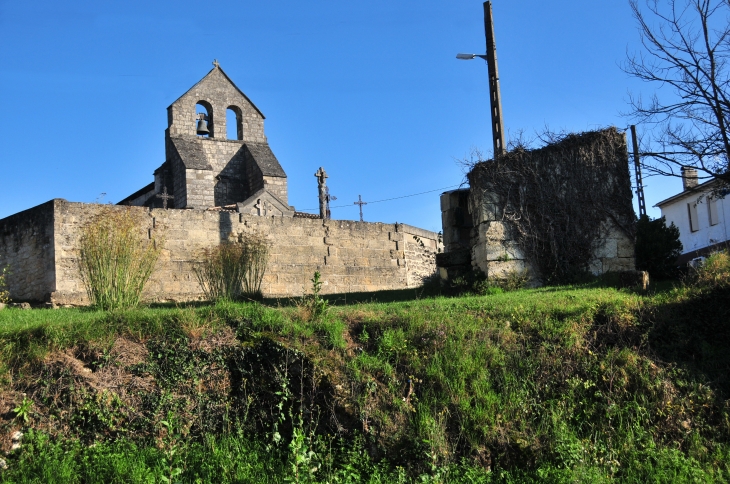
(78, 207, 162, 310)
(194, 233, 269, 301)
(691, 250, 730, 289)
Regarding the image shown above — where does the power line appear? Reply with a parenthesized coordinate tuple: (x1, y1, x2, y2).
(299, 184, 463, 212)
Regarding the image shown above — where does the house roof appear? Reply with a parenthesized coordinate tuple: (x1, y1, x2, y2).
(654, 178, 721, 208)
(167, 65, 265, 119)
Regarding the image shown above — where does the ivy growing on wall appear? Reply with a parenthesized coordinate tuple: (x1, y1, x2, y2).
(468, 128, 636, 284)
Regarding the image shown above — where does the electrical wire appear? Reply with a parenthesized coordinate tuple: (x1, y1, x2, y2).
(298, 184, 463, 212)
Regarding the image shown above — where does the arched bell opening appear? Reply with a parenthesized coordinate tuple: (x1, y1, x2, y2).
(227, 106, 243, 140)
(195, 101, 214, 137)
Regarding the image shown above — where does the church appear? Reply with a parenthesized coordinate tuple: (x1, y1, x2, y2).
(0, 63, 440, 304)
(118, 61, 294, 217)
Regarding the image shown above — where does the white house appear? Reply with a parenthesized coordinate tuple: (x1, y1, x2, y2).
(655, 167, 730, 264)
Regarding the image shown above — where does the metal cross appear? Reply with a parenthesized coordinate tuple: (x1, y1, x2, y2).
(325, 186, 337, 219)
(354, 195, 367, 222)
(213, 59, 220, 68)
(156, 186, 174, 209)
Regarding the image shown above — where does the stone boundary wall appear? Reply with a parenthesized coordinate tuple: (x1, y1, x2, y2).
(0, 200, 56, 302)
(0, 200, 441, 304)
(464, 129, 636, 284)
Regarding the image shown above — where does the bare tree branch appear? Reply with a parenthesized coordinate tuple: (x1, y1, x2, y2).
(624, 0, 730, 186)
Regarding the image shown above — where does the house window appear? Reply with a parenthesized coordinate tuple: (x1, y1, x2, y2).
(688, 202, 700, 232)
(709, 197, 720, 226)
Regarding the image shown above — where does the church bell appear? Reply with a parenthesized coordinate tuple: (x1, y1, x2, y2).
(196, 113, 210, 135)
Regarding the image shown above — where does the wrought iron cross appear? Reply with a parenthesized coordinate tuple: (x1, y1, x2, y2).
(325, 186, 337, 219)
(156, 186, 174, 209)
(354, 195, 367, 222)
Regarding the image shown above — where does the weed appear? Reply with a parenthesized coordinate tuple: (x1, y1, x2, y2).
(158, 416, 184, 484)
(299, 271, 328, 321)
(13, 395, 33, 423)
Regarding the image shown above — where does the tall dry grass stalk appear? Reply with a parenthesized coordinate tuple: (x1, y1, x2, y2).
(78, 207, 162, 310)
(194, 234, 269, 301)
(0, 266, 10, 304)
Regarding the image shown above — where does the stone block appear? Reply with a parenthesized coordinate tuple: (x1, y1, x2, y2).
(594, 238, 618, 259)
(487, 259, 526, 279)
(602, 257, 635, 273)
(617, 237, 635, 258)
(472, 202, 499, 225)
(390, 250, 405, 259)
(436, 249, 471, 267)
(589, 259, 603, 275)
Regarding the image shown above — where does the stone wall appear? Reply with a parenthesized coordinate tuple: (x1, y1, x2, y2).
(0, 200, 56, 302)
(0, 200, 441, 304)
(464, 128, 636, 284)
(436, 189, 473, 281)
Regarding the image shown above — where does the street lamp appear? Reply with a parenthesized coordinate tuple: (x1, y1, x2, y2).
(456, 1, 506, 157)
(456, 53, 487, 61)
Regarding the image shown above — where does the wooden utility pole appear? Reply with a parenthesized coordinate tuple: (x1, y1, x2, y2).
(630, 125, 647, 217)
(484, 1, 506, 157)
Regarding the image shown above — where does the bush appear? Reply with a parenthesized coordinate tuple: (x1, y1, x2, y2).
(690, 250, 730, 289)
(635, 215, 683, 278)
(78, 207, 162, 310)
(194, 234, 269, 301)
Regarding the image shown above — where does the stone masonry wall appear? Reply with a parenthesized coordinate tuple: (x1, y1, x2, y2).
(400, 224, 441, 287)
(465, 129, 636, 284)
(185, 169, 216, 209)
(0, 200, 57, 301)
(436, 190, 473, 281)
(2, 200, 441, 304)
(262, 176, 288, 205)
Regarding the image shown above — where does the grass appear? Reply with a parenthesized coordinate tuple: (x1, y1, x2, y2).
(0, 273, 728, 482)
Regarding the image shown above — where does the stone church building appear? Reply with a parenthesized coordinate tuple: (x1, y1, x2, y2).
(0, 64, 440, 304)
(119, 63, 293, 217)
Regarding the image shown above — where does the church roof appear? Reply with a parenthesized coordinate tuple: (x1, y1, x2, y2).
(245, 142, 286, 178)
(168, 65, 265, 119)
(170, 137, 213, 170)
(169, 137, 285, 178)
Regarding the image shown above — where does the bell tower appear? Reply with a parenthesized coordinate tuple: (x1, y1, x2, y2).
(119, 62, 292, 213)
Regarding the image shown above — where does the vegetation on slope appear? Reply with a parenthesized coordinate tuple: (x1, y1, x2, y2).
(0, 254, 728, 482)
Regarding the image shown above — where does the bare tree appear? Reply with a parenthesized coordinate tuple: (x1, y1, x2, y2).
(625, 0, 730, 186)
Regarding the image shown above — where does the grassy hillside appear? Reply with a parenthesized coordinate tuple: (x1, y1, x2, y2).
(0, 267, 728, 482)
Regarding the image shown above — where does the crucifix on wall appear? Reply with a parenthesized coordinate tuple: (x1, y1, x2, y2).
(354, 195, 367, 222)
(254, 199, 268, 216)
(156, 186, 174, 209)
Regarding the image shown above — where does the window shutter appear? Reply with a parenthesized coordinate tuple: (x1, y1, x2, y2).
(688, 203, 700, 232)
(708, 197, 719, 226)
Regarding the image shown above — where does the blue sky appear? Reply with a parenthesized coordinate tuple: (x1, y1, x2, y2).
(0, 0, 679, 232)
